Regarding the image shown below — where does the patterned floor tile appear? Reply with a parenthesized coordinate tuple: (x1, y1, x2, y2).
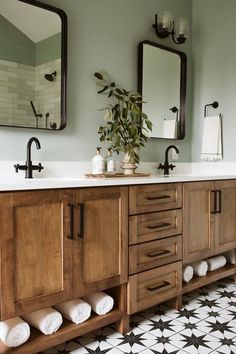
(195, 317, 236, 340)
(169, 329, 221, 353)
(137, 316, 185, 337)
(105, 327, 157, 353)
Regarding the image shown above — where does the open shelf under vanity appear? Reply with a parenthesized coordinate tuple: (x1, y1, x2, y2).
(182, 264, 236, 294)
(0, 309, 124, 354)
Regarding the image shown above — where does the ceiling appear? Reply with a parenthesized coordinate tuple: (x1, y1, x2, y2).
(1, 0, 61, 43)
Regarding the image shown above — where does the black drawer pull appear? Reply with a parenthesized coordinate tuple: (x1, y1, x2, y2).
(68, 203, 74, 240)
(211, 190, 222, 214)
(147, 195, 171, 201)
(78, 203, 84, 238)
(147, 281, 170, 292)
(147, 222, 171, 229)
(146, 249, 171, 258)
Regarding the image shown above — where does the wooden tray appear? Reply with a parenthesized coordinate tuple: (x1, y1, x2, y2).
(85, 172, 150, 178)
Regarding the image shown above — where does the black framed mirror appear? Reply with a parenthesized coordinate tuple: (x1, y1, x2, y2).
(138, 40, 187, 139)
(0, 0, 67, 130)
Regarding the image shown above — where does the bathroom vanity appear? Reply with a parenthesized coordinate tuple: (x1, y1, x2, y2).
(0, 175, 235, 353)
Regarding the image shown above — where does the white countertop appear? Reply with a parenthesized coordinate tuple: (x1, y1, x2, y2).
(1, 161, 236, 191)
(1, 174, 236, 192)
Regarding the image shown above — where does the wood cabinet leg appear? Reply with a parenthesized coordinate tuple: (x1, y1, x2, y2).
(174, 295, 183, 310)
(115, 313, 130, 334)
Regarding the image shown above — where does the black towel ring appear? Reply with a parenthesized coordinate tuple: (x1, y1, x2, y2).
(204, 101, 219, 117)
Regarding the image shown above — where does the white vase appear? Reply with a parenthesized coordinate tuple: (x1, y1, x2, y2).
(121, 153, 137, 175)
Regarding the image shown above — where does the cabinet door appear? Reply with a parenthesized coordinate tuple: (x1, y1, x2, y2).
(183, 181, 215, 264)
(0, 190, 73, 320)
(214, 180, 236, 253)
(73, 187, 128, 297)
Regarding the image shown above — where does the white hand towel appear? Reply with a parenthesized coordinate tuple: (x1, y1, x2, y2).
(83, 292, 114, 315)
(207, 255, 226, 271)
(201, 115, 223, 161)
(163, 119, 177, 139)
(0, 317, 30, 347)
(54, 299, 91, 324)
(183, 265, 194, 283)
(22, 307, 62, 335)
(192, 260, 208, 276)
(224, 250, 235, 264)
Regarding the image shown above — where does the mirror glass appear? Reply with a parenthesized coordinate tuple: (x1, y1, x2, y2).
(0, 0, 67, 130)
(138, 40, 187, 139)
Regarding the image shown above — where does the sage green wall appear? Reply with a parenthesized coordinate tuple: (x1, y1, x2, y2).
(191, 0, 236, 161)
(0, 15, 34, 65)
(35, 33, 61, 66)
(0, 0, 192, 162)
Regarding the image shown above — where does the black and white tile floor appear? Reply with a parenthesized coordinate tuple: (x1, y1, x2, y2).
(41, 278, 236, 354)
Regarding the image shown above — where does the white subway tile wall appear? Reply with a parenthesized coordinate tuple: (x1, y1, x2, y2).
(0, 59, 61, 129)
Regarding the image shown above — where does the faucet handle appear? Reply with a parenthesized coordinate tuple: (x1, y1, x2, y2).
(158, 163, 164, 170)
(14, 164, 20, 173)
(169, 163, 176, 171)
(38, 163, 44, 172)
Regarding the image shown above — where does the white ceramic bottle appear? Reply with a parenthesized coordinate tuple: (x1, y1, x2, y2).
(92, 147, 104, 174)
(106, 148, 115, 173)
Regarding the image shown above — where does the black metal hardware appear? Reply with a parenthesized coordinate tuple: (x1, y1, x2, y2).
(147, 222, 171, 230)
(211, 190, 217, 214)
(68, 204, 74, 240)
(78, 203, 84, 238)
(158, 145, 179, 175)
(30, 101, 43, 128)
(204, 101, 219, 117)
(147, 281, 170, 292)
(14, 137, 44, 178)
(170, 106, 179, 121)
(146, 249, 171, 258)
(211, 190, 222, 214)
(216, 190, 222, 213)
(147, 195, 170, 200)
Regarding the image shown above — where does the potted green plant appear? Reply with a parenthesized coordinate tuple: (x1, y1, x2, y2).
(94, 71, 152, 174)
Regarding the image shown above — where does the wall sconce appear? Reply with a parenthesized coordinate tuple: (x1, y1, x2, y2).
(153, 11, 189, 44)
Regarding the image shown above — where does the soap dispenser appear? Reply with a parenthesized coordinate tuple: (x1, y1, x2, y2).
(106, 148, 115, 173)
(92, 147, 104, 174)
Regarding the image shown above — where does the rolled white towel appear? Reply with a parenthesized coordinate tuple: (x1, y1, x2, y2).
(83, 292, 114, 315)
(225, 250, 235, 264)
(207, 255, 226, 271)
(0, 317, 30, 347)
(183, 265, 194, 283)
(22, 307, 62, 335)
(54, 299, 91, 324)
(192, 260, 208, 276)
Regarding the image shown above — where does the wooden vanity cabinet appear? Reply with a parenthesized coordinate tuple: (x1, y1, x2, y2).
(183, 180, 236, 264)
(0, 190, 74, 320)
(0, 186, 128, 322)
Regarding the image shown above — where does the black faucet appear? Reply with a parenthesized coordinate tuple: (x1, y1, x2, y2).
(158, 145, 179, 175)
(14, 137, 44, 178)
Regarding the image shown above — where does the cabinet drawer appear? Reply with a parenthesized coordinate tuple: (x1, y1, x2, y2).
(129, 183, 182, 215)
(128, 261, 182, 314)
(129, 236, 182, 274)
(129, 209, 182, 245)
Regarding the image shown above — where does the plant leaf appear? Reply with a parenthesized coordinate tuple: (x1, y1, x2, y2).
(94, 72, 103, 80)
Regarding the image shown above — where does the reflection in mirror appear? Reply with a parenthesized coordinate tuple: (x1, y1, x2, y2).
(138, 40, 187, 139)
(0, 0, 67, 130)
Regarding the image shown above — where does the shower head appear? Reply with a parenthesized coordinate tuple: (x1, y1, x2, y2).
(44, 71, 57, 82)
